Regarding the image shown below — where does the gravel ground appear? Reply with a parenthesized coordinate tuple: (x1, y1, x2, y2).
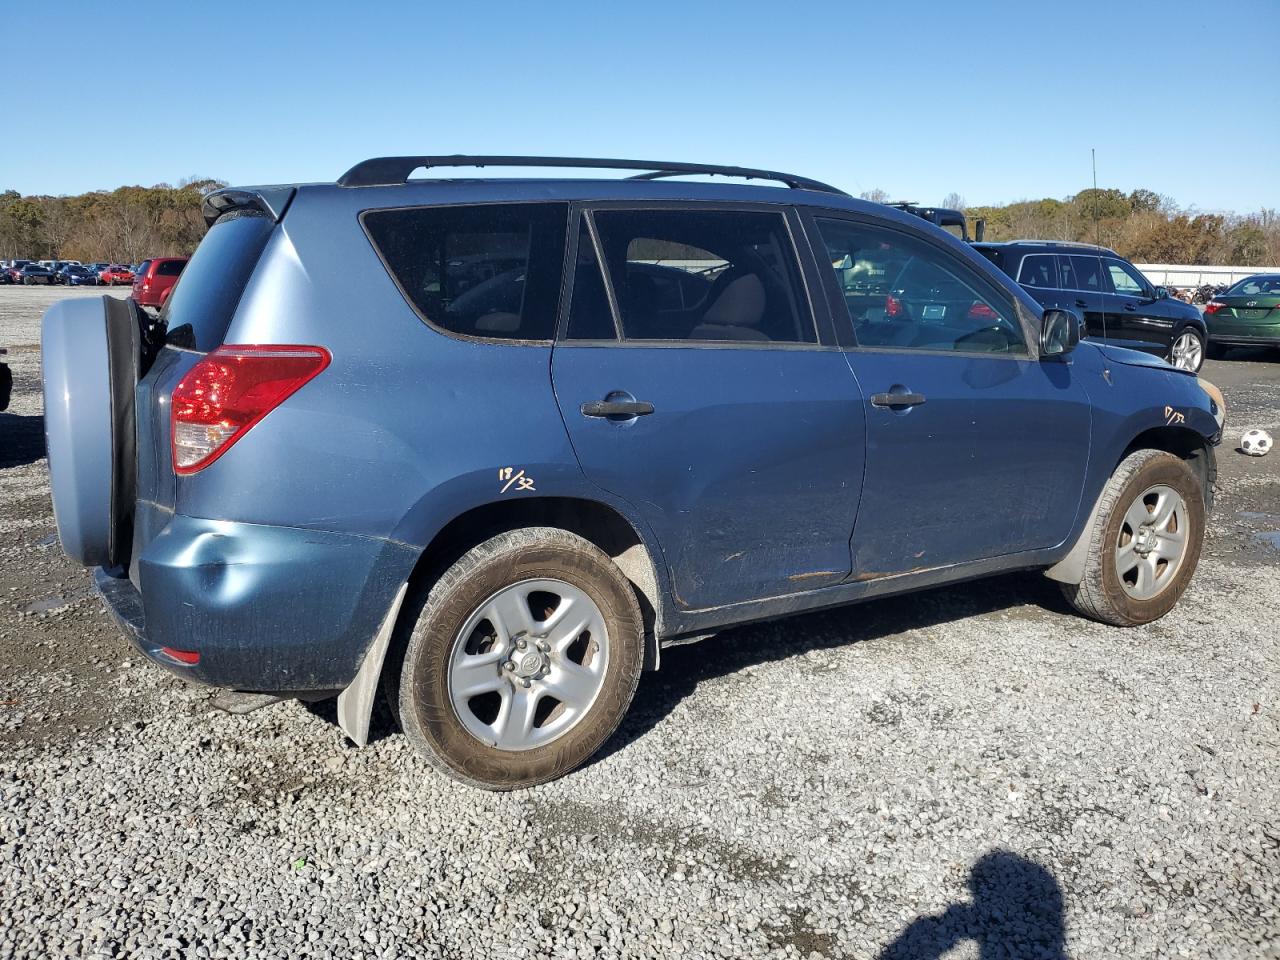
(1, 285, 1277, 959)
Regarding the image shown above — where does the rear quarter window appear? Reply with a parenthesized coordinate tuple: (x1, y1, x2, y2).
(362, 202, 569, 341)
(162, 215, 273, 351)
(156, 260, 186, 276)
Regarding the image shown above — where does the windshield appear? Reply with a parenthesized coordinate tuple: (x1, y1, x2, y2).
(1226, 275, 1280, 296)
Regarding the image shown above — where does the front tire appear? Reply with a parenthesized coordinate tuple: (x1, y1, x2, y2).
(1168, 328, 1205, 372)
(1060, 449, 1205, 626)
(396, 527, 644, 790)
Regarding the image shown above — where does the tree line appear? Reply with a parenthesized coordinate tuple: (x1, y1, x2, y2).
(0, 178, 226, 264)
(4, 178, 1277, 268)
(865, 188, 1279, 266)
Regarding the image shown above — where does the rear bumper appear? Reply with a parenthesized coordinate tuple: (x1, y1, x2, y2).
(94, 515, 417, 692)
(1208, 332, 1279, 347)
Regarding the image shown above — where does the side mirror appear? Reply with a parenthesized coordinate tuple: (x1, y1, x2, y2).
(1154, 285, 1168, 300)
(1040, 309, 1080, 358)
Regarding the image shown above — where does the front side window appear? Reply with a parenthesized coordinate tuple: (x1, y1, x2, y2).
(363, 202, 569, 341)
(589, 208, 815, 344)
(815, 218, 1027, 355)
(1105, 259, 1149, 297)
(1018, 254, 1058, 288)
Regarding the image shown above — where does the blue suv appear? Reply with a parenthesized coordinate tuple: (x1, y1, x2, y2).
(41, 156, 1224, 789)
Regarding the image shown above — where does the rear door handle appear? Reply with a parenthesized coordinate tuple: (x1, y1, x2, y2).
(1074, 299, 1089, 309)
(1124, 303, 1137, 311)
(870, 392, 926, 408)
(580, 399, 655, 418)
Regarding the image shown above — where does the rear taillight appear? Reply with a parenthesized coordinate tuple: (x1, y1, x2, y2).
(885, 294, 903, 318)
(170, 345, 330, 475)
(1204, 301, 1225, 314)
(967, 301, 999, 321)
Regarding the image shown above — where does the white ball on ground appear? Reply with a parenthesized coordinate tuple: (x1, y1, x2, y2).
(1240, 429, 1273, 456)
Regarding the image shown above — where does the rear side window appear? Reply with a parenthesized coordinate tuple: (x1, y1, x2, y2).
(1018, 254, 1057, 288)
(163, 215, 273, 351)
(1064, 255, 1103, 293)
(589, 208, 815, 344)
(156, 260, 186, 276)
(363, 203, 569, 341)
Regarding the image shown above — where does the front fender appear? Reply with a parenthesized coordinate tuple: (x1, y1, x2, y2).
(1045, 362, 1219, 585)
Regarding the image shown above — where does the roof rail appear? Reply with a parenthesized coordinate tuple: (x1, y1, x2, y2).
(1039, 240, 1111, 250)
(337, 155, 848, 195)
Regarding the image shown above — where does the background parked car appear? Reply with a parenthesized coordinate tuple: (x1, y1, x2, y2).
(18, 263, 56, 285)
(0, 348, 10, 411)
(84, 262, 111, 277)
(132, 257, 187, 307)
(98, 264, 134, 286)
(1205, 273, 1280, 358)
(973, 240, 1209, 371)
(59, 264, 100, 286)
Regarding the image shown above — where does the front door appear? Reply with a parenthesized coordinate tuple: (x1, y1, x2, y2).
(552, 206, 866, 610)
(808, 215, 1093, 576)
(1101, 256, 1168, 356)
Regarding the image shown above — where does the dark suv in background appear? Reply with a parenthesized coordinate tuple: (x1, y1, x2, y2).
(974, 241, 1208, 372)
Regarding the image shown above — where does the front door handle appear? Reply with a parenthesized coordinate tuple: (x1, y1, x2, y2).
(1124, 303, 1137, 311)
(870, 391, 926, 408)
(1075, 299, 1089, 309)
(580, 399, 655, 418)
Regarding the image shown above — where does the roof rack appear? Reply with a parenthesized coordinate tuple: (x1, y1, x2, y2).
(337, 155, 848, 195)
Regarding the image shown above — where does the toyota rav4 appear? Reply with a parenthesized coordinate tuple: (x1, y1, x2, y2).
(42, 156, 1225, 789)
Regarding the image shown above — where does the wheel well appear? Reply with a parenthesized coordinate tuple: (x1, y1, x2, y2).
(1120, 426, 1216, 511)
(406, 497, 662, 652)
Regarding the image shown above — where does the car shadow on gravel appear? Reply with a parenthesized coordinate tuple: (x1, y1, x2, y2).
(349, 572, 1074, 753)
(0, 413, 46, 468)
(878, 850, 1066, 960)
(594, 571, 1072, 766)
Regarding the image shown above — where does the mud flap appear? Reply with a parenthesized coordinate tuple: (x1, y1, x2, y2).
(337, 582, 409, 747)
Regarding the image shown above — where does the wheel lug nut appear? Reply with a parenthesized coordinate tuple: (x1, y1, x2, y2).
(517, 639, 527, 650)
(521, 678, 531, 688)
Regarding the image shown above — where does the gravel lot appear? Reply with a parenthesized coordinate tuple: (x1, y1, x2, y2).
(1, 285, 1277, 959)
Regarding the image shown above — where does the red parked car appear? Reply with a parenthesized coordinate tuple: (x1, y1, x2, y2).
(132, 257, 188, 308)
(98, 264, 135, 286)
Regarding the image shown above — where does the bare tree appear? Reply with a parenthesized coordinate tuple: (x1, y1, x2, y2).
(942, 192, 966, 211)
(859, 188, 890, 204)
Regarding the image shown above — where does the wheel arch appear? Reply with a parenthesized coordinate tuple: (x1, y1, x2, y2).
(1045, 425, 1215, 585)
(336, 494, 669, 746)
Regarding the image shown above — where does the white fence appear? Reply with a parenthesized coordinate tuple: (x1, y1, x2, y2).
(1135, 263, 1279, 288)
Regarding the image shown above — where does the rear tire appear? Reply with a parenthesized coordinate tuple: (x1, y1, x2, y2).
(396, 527, 643, 790)
(1060, 449, 1205, 626)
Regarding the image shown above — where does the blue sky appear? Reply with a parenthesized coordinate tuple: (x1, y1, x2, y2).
(2, 0, 1275, 212)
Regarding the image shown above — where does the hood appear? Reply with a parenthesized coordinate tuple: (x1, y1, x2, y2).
(1099, 343, 1192, 375)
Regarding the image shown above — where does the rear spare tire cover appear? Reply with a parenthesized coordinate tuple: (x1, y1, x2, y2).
(41, 296, 140, 567)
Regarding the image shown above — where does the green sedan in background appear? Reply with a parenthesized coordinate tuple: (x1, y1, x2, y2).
(1206, 274, 1280, 358)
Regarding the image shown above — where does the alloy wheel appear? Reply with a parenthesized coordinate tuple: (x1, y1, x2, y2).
(447, 578, 609, 751)
(1114, 484, 1189, 601)
(1170, 331, 1203, 371)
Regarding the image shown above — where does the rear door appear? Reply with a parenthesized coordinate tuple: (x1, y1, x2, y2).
(807, 214, 1092, 576)
(551, 204, 866, 611)
(1058, 254, 1108, 344)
